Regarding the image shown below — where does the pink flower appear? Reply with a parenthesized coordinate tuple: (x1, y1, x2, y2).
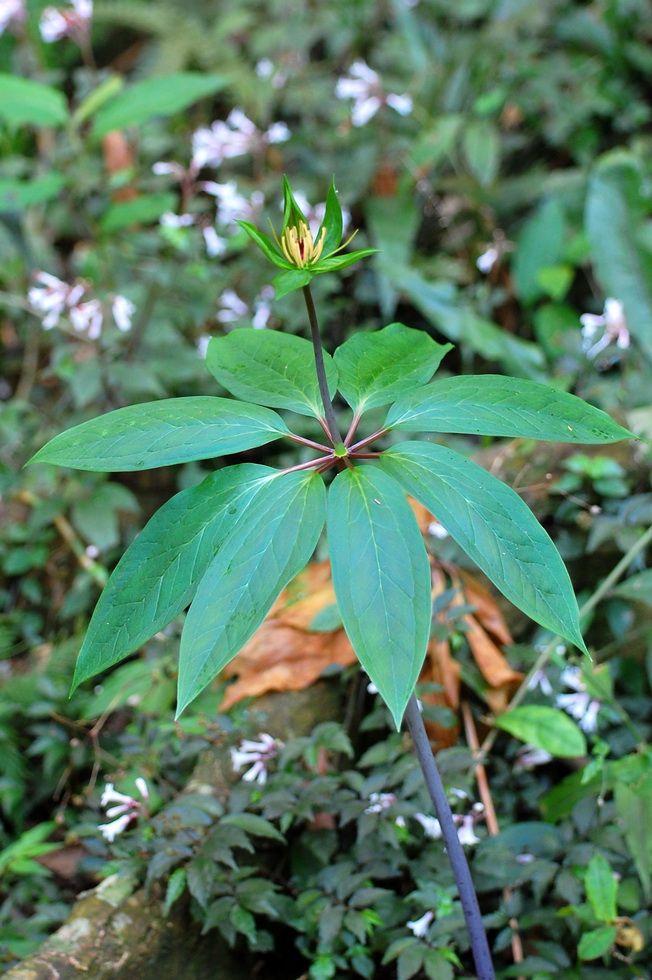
(98, 779, 149, 841)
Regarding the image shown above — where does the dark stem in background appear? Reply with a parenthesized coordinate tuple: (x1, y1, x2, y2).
(404, 696, 496, 980)
(302, 285, 342, 444)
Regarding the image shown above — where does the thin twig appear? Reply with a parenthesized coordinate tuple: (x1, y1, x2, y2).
(404, 696, 496, 980)
(462, 701, 524, 980)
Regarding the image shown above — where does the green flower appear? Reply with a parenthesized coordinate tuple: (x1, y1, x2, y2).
(238, 176, 377, 298)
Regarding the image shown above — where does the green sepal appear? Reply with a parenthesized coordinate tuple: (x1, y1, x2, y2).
(282, 174, 310, 232)
(317, 178, 344, 258)
(273, 269, 313, 299)
(237, 220, 291, 269)
(315, 249, 379, 272)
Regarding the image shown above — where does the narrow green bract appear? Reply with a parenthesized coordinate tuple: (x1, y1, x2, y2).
(327, 466, 432, 729)
(27, 397, 290, 471)
(177, 470, 326, 714)
(378, 442, 588, 653)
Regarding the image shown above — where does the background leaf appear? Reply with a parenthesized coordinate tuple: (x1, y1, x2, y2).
(585, 151, 652, 361)
(90, 73, 228, 139)
(28, 397, 290, 471)
(378, 442, 587, 652)
(207, 329, 337, 418)
(384, 375, 632, 443)
(493, 706, 587, 758)
(334, 322, 452, 414)
(0, 75, 69, 127)
(177, 471, 326, 714)
(327, 466, 432, 729)
(585, 853, 618, 923)
(72, 465, 272, 689)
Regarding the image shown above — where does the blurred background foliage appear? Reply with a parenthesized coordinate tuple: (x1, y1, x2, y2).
(2, 0, 652, 976)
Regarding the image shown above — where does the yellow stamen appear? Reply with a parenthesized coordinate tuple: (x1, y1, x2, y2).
(280, 221, 327, 268)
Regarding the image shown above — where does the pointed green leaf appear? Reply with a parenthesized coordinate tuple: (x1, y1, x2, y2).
(28, 397, 290, 471)
(282, 175, 309, 231)
(378, 442, 587, 652)
(585, 854, 618, 924)
(207, 329, 337, 419)
(318, 179, 344, 258)
(71, 465, 271, 689)
(334, 323, 452, 414)
(238, 220, 290, 269)
(0, 74, 69, 127)
(273, 269, 313, 299)
(578, 926, 617, 961)
(91, 72, 228, 139)
(493, 706, 587, 758)
(315, 249, 378, 272)
(385, 375, 632, 443)
(177, 470, 326, 714)
(327, 466, 432, 729)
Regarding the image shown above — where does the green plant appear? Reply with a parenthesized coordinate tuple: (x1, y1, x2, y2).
(27, 178, 633, 978)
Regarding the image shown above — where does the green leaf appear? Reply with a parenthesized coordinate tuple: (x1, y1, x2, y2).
(611, 752, 652, 900)
(71, 465, 271, 689)
(378, 442, 588, 652)
(612, 568, 652, 606)
(100, 193, 177, 232)
(493, 706, 587, 758)
(238, 220, 289, 268)
(207, 329, 338, 419)
(585, 151, 652, 360)
(163, 868, 188, 916)
(91, 72, 228, 139)
(334, 323, 452, 414)
(0, 175, 65, 211)
(221, 813, 286, 843)
(585, 854, 618, 923)
(385, 375, 632, 443)
(28, 397, 290, 472)
(273, 269, 313, 299)
(462, 119, 500, 186)
(71, 74, 125, 126)
(578, 925, 617, 961)
(327, 466, 432, 729)
(513, 198, 566, 304)
(177, 470, 326, 714)
(0, 75, 68, 127)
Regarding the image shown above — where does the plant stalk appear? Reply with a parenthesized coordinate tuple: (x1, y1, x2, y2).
(404, 696, 496, 980)
(302, 285, 342, 444)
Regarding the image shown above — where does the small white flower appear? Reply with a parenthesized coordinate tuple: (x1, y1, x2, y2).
(515, 744, 554, 770)
(70, 298, 103, 339)
(256, 58, 274, 78)
(252, 286, 274, 329)
(201, 180, 262, 230)
(230, 733, 279, 786)
(515, 852, 535, 864)
(336, 60, 412, 127)
(98, 813, 133, 842)
(556, 667, 601, 733)
(191, 111, 289, 170)
(0, 0, 25, 35)
(365, 792, 397, 814)
(580, 297, 629, 360)
(40, 0, 91, 42)
(456, 814, 480, 846)
(29, 271, 85, 329)
(428, 521, 449, 539)
(101, 783, 135, 808)
(135, 777, 149, 800)
(476, 245, 500, 274)
(414, 813, 442, 838)
(202, 225, 227, 257)
(406, 910, 434, 938)
(112, 295, 135, 332)
(527, 668, 553, 697)
(196, 334, 211, 359)
(217, 288, 249, 323)
(160, 211, 195, 228)
(85, 544, 99, 558)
